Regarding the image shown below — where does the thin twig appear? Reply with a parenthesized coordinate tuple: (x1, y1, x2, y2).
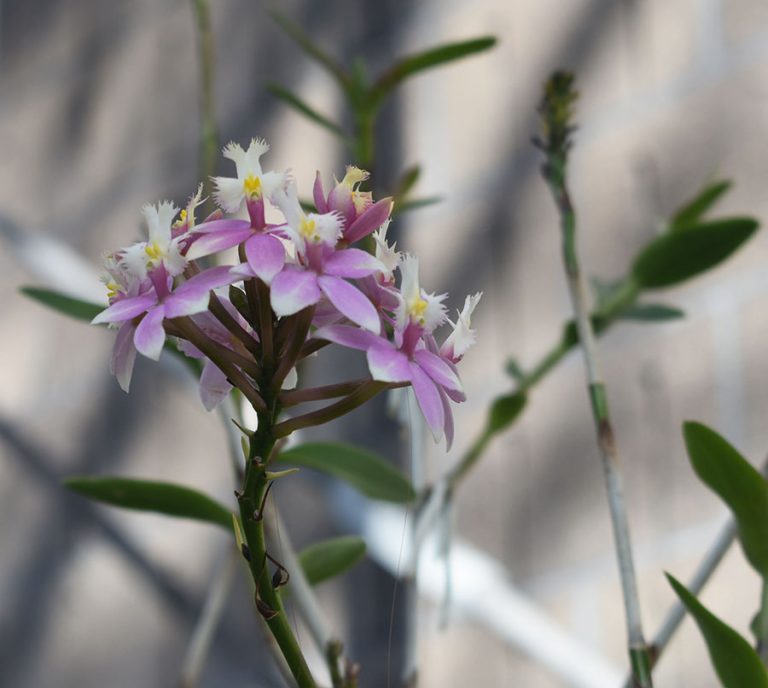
(539, 72, 652, 686)
(401, 390, 427, 688)
(178, 549, 238, 688)
(190, 0, 218, 209)
(265, 507, 352, 683)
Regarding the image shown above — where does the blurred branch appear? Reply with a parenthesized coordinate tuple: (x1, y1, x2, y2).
(179, 548, 238, 688)
(190, 0, 218, 210)
(539, 71, 652, 686)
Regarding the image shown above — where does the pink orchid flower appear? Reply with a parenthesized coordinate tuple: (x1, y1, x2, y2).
(268, 182, 384, 332)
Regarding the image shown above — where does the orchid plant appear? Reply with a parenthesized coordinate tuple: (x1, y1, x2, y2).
(83, 138, 478, 685)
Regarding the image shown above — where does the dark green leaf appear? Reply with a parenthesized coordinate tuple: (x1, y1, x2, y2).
(266, 83, 345, 138)
(299, 535, 366, 585)
(393, 165, 421, 200)
(505, 358, 525, 383)
(369, 36, 497, 107)
(590, 277, 627, 309)
(488, 392, 527, 434)
(276, 442, 415, 503)
(667, 573, 768, 688)
(562, 315, 610, 347)
(619, 303, 685, 321)
(393, 196, 443, 215)
(632, 217, 759, 288)
(268, 10, 352, 92)
(299, 199, 318, 213)
(671, 180, 732, 230)
(21, 286, 103, 322)
(683, 422, 768, 577)
(64, 476, 232, 530)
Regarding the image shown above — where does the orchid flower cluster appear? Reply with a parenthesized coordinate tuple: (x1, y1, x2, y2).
(92, 138, 480, 446)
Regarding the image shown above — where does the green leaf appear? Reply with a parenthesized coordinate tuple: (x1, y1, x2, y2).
(667, 573, 768, 688)
(393, 196, 443, 215)
(299, 535, 366, 585)
(487, 392, 527, 434)
(393, 165, 421, 201)
(619, 303, 685, 321)
(20, 286, 103, 322)
(268, 10, 352, 93)
(64, 476, 232, 530)
(266, 83, 346, 138)
(632, 217, 759, 288)
(683, 422, 768, 577)
(369, 36, 497, 107)
(505, 358, 525, 383)
(671, 180, 732, 230)
(276, 442, 415, 503)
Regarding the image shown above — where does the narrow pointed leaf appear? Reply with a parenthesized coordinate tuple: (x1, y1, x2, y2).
(632, 217, 758, 288)
(21, 286, 103, 322)
(369, 36, 497, 107)
(393, 164, 421, 201)
(64, 476, 232, 530)
(266, 83, 345, 138)
(268, 10, 351, 92)
(505, 358, 525, 383)
(276, 442, 415, 503)
(299, 536, 366, 585)
(488, 392, 527, 434)
(667, 573, 768, 688)
(671, 180, 732, 230)
(619, 303, 685, 321)
(393, 196, 443, 215)
(683, 422, 768, 577)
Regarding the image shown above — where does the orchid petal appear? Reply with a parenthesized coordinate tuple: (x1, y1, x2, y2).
(345, 197, 393, 244)
(318, 275, 380, 333)
(164, 266, 236, 318)
(313, 171, 328, 213)
(313, 325, 383, 351)
(212, 176, 244, 213)
(367, 345, 412, 383)
(323, 248, 385, 279)
(270, 267, 321, 317)
(244, 233, 285, 285)
(185, 226, 253, 260)
(410, 362, 444, 442)
(199, 359, 232, 411)
(133, 305, 166, 360)
(413, 349, 464, 393)
(191, 218, 252, 235)
(110, 322, 137, 392)
(438, 386, 455, 451)
(92, 293, 157, 325)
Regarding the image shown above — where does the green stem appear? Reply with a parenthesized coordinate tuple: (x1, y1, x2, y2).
(190, 0, 218, 210)
(760, 580, 768, 664)
(543, 150, 653, 687)
(238, 429, 316, 687)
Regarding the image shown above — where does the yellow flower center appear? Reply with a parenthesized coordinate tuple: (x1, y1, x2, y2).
(243, 174, 262, 198)
(106, 281, 121, 299)
(172, 208, 188, 230)
(300, 217, 320, 242)
(408, 296, 428, 324)
(145, 240, 163, 262)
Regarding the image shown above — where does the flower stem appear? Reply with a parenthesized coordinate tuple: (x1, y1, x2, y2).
(171, 316, 266, 413)
(272, 381, 390, 438)
(237, 428, 316, 687)
(539, 71, 652, 687)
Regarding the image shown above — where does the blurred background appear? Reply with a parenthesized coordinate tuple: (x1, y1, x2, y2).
(3, 0, 768, 686)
